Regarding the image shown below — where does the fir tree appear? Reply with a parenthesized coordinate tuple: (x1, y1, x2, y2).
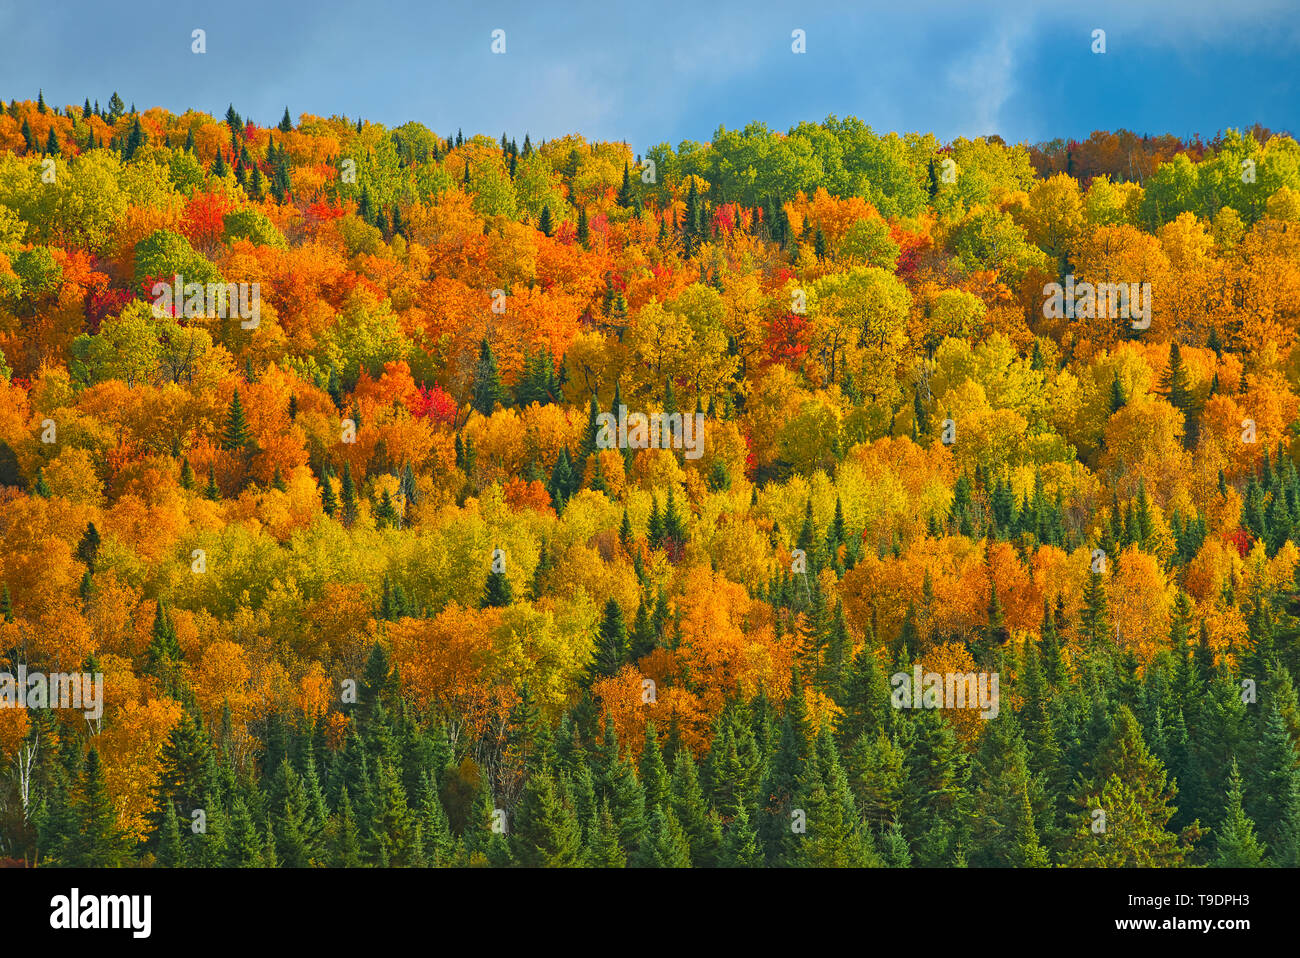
(471, 338, 507, 415)
(75, 521, 101, 570)
(340, 462, 358, 526)
(721, 803, 764, 867)
(617, 161, 634, 208)
(584, 800, 628, 867)
(633, 805, 692, 867)
(576, 206, 590, 248)
(331, 786, 363, 866)
(1212, 758, 1265, 867)
(482, 555, 514, 609)
(590, 597, 627, 679)
(511, 771, 582, 866)
(222, 388, 251, 451)
(156, 799, 187, 867)
(71, 750, 131, 866)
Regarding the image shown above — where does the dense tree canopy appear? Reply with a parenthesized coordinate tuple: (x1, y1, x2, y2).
(1, 96, 1299, 868)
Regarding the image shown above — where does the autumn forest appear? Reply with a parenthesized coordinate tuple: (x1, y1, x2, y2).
(1, 93, 1299, 869)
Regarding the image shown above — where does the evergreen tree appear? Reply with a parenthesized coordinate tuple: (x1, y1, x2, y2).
(511, 771, 582, 866)
(75, 521, 101, 570)
(330, 786, 363, 866)
(340, 462, 358, 526)
(481, 556, 514, 608)
(721, 802, 764, 867)
(647, 496, 665, 549)
(584, 800, 628, 867)
(757, 671, 812, 862)
(1081, 565, 1111, 646)
(633, 805, 692, 867)
(670, 747, 720, 867)
(969, 712, 1051, 867)
(156, 799, 187, 867)
(547, 447, 575, 511)
(617, 161, 634, 208)
(590, 597, 627, 679)
(71, 750, 131, 866)
(222, 388, 251, 451)
(471, 338, 507, 415)
(576, 206, 590, 248)
(146, 601, 185, 697)
(619, 507, 633, 552)
(320, 468, 338, 516)
(326, 364, 344, 409)
(1246, 702, 1300, 855)
(1212, 758, 1265, 867)
(1162, 341, 1197, 446)
(662, 488, 687, 550)
(1062, 706, 1198, 866)
(123, 116, 147, 160)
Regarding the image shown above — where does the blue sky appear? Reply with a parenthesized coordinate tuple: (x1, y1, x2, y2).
(1, 0, 1297, 150)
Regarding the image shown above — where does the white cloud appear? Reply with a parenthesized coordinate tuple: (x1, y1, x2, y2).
(945, 18, 1034, 138)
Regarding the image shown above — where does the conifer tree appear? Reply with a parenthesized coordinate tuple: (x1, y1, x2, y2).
(576, 206, 590, 248)
(331, 786, 363, 866)
(590, 597, 627, 678)
(1246, 702, 1300, 855)
(662, 488, 687, 550)
(481, 558, 513, 609)
(969, 712, 1051, 867)
(1212, 758, 1265, 867)
(471, 338, 507, 415)
(75, 521, 101, 570)
(789, 727, 879, 867)
(156, 799, 187, 867)
(617, 161, 634, 207)
(511, 770, 582, 866)
(633, 805, 692, 867)
(721, 803, 764, 867)
(647, 496, 665, 549)
(146, 601, 185, 696)
(670, 747, 720, 867)
(1062, 706, 1198, 866)
(758, 671, 812, 862)
(638, 722, 671, 814)
(222, 388, 251, 451)
(584, 799, 628, 867)
(320, 468, 338, 516)
(547, 447, 575, 511)
(72, 750, 131, 866)
(619, 507, 633, 552)
(837, 644, 891, 747)
(1081, 564, 1111, 646)
(123, 116, 147, 160)
(593, 717, 647, 853)
(339, 462, 358, 526)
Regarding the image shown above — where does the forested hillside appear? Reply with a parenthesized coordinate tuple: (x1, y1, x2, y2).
(1, 94, 1299, 867)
